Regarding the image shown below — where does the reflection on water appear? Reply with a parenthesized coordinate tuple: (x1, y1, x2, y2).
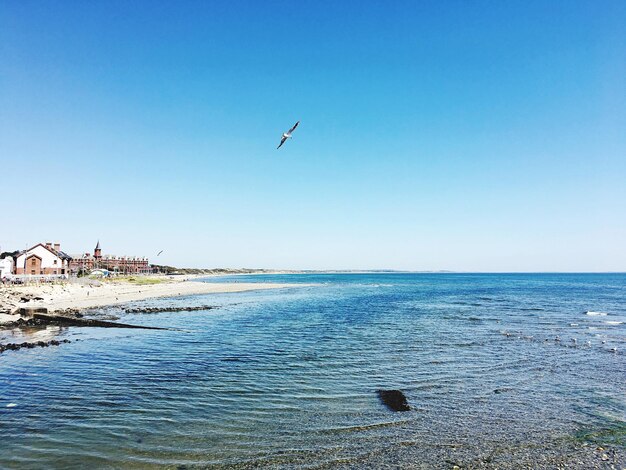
(0, 325, 66, 344)
(0, 273, 624, 468)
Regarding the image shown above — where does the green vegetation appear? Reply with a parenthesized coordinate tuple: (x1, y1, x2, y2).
(128, 277, 164, 285)
(573, 422, 626, 447)
(0, 251, 19, 260)
(104, 276, 165, 285)
(150, 265, 278, 275)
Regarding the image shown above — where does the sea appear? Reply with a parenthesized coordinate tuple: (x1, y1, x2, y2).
(1, 273, 624, 468)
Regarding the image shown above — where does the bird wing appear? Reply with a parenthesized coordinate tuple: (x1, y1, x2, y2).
(277, 136, 287, 149)
(288, 121, 300, 134)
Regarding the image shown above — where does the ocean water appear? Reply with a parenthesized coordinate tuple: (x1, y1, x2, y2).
(0, 273, 624, 468)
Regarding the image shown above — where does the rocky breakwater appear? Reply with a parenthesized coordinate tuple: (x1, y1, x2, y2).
(27, 311, 169, 330)
(125, 305, 218, 314)
(1, 307, 169, 355)
(0, 339, 72, 354)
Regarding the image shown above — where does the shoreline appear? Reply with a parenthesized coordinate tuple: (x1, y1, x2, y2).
(0, 276, 302, 324)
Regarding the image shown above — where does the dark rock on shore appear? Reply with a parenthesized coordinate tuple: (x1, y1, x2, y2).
(0, 339, 71, 354)
(55, 308, 81, 316)
(125, 305, 218, 314)
(17, 307, 49, 316)
(18, 294, 44, 303)
(377, 389, 411, 411)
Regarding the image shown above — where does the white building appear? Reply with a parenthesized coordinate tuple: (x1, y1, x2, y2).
(15, 242, 72, 278)
(0, 257, 13, 279)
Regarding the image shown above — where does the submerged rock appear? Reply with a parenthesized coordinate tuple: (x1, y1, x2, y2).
(377, 389, 410, 411)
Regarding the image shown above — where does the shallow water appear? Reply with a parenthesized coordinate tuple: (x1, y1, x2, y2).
(1, 273, 625, 468)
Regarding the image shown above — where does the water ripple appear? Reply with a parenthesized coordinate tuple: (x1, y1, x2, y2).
(1, 273, 625, 467)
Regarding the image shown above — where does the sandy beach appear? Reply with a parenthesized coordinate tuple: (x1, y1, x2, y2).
(0, 276, 298, 324)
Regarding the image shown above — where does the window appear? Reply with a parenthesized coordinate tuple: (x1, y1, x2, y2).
(31, 259, 36, 266)
(53, 260, 57, 265)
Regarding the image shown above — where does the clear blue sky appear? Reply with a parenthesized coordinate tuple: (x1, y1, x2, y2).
(1, 1, 625, 271)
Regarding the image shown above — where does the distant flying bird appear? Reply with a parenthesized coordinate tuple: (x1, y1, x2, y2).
(157, 250, 164, 256)
(277, 121, 300, 149)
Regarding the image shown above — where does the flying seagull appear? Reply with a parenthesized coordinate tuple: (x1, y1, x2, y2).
(157, 250, 164, 256)
(277, 121, 300, 149)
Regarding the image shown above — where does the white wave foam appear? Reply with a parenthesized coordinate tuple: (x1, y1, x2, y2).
(6, 403, 16, 408)
(585, 311, 608, 316)
(604, 321, 623, 325)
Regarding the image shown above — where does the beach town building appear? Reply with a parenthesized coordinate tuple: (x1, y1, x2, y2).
(15, 242, 72, 278)
(69, 241, 151, 275)
(0, 257, 13, 279)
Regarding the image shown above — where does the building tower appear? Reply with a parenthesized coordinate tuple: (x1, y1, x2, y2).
(94, 240, 102, 260)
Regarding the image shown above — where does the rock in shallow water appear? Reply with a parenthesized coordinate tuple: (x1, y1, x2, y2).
(377, 389, 410, 411)
(0, 339, 71, 354)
